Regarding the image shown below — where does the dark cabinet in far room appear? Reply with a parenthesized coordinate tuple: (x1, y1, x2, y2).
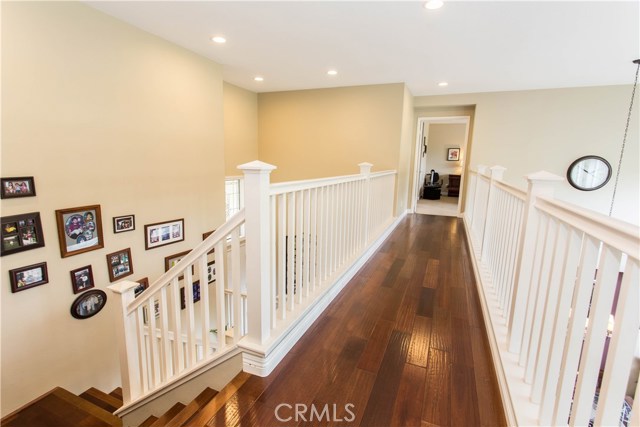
(448, 174, 461, 197)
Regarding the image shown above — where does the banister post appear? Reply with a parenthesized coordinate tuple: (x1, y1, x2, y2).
(470, 165, 488, 237)
(359, 162, 373, 243)
(107, 280, 142, 404)
(238, 160, 277, 345)
(480, 166, 507, 261)
(507, 171, 563, 354)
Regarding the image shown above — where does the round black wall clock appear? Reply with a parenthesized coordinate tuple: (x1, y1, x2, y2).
(567, 156, 612, 191)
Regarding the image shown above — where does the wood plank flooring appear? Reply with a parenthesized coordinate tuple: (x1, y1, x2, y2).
(212, 214, 506, 427)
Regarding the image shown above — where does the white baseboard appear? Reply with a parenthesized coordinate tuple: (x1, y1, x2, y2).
(239, 212, 408, 377)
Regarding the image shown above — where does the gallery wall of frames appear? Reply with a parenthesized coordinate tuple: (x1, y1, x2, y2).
(1, 176, 218, 321)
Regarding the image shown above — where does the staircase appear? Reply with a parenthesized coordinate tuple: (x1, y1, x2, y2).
(1, 372, 263, 427)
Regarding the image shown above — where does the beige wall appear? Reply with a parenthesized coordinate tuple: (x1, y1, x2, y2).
(1, 2, 225, 416)
(414, 86, 639, 225)
(223, 83, 259, 175)
(426, 123, 466, 177)
(396, 85, 415, 214)
(258, 83, 405, 183)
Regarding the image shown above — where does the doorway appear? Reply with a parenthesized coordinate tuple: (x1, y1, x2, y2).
(412, 116, 470, 217)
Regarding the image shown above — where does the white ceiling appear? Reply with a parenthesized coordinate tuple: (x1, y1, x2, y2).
(87, 1, 639, 96)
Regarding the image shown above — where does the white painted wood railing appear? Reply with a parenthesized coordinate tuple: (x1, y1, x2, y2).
(464, 165, 639, 427)
(109, 161, 398, 412)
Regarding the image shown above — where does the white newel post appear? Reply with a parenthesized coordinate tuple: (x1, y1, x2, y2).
(480, 166, 506, 261)
(470, 165, 488, 240)
(108, 280, 142, 404)
(238, 160, 277, 345)
(507, 171, 563, 354)
(359, 162, 373, 242)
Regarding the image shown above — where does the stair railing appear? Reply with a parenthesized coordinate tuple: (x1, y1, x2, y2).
(110, 161, 398, 410)
(464, 166, 640, 427)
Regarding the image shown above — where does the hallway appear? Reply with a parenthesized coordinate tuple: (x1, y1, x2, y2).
(202, 214, 506, 426)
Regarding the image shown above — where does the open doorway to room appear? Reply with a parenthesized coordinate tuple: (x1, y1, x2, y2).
(412, 116, 470, 217)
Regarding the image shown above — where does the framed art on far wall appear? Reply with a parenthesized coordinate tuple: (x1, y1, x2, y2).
(55, 205, 104, 258)
(9, 262, 48, 293)
(1, 212, 45, 256)
(106, 248, 133, 282)
(70, 265, 95, 294)
(1, 177, 36, 199)
(447, 148, 460, 161)
(144, 218, 184, 250)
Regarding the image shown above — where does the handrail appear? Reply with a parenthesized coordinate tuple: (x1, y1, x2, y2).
(270, 170, 396, 195)
(127, 209, 245, 314)
(494, 180, 526, 200)
(535, 195, 639, 258)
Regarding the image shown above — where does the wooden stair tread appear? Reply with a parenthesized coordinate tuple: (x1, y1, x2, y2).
(163, 387, 218, 427)
(138, 415, 159, 427)
(109, 387, 123, 401)
(1, 387, 122, 427)
(182, 372, 252, 427)
(79, 387, 123, 413)
(149, 402, 186, 427)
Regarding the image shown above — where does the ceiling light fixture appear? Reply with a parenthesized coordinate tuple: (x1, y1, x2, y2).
(438, 82, 449, 87)
(254, 76, 264, 82)
(424, 0, 443, 10)
(327, 70, 338, 76)
(211, 36, 226, 44)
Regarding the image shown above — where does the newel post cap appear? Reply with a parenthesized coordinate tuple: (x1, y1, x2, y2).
(358, 162, 373, 175)
(237, 160, 277, 173)
(107, 280, 139, 295)
(489, 165, 507, 180)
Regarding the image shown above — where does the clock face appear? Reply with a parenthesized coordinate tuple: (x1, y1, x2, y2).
(567, 156, 612, 191)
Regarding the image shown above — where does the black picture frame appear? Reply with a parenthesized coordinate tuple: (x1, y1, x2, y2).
(1, 212, 45, 256)
(9, 262, 48, 293)
(134, 277, 149, 298)
(70, 289, 107, 319)
(1, 177, 36, 199)
(113, 215, 135, 233)
(70, 265, 95, 294)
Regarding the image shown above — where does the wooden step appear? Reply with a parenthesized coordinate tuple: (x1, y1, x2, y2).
(163, 387, 218, 427)
(183, 372, 254, 427)
(79, 387, 123, 413)
(148, 402, 186, 427)
(139, 415, 159, 427)
(1, 387, 122, 427)
(109, 387, 123, 401)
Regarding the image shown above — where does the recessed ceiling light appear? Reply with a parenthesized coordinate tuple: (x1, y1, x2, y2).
(211, 36, 226, 44)
(327, 70, 338, 76)
(438, 82, 449, 87)
(424, 0, 443, 10)
(254, 76, 264, 82)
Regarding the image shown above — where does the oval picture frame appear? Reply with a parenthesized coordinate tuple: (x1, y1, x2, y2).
(70, 289, 107, 320)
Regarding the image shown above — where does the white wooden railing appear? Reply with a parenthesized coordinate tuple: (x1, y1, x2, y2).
(464, 165, 639, 427)
(109, 161, 398, 413)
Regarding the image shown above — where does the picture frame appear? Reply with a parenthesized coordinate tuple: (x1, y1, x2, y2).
(1, 177, 36, 199)
(180, 281, 201, 310)
(1, 212, 45, 256)
(134, 277, 149, 298)
(207, 260, 216, 284)
(143, 299, 160, 324)
(55, 205, 104, 258)
(202, 230, 216, 255)
(9, 262, 48, 293)
(70, 265, 95, 294)
(70, 289, 107, 320)
(447, 148, 460, 161)
(144, 218, 184, 250)
(113, 215, 135, 233)
(106, 248, 134, 282)
(165, 249, 192, 280)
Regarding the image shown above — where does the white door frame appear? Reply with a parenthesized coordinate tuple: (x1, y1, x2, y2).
(411, 116, 471, 215)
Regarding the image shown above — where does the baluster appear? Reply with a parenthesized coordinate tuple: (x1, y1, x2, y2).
(184, 267, 196, 366)
(304, 189, 311, 297)
(296, 190, 304, 304)
(159, 287, 171, 379)
(136, 306, 149, 392)
(287, 191, 295, 311)
(198, 254, 210, 356)
(277, 194, 286, 320)
(170, 277, 183, 373)
(147, 295, 159, 387)
(270, 195, 277, 328)
(231, 228, 242, 342)
(309, 188, 318, 291)
(214, 241, 226, 350)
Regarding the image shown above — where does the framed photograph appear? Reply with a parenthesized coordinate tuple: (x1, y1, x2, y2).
(106, 248, 133, 282)
(70, 265, 95, 294)
(180, 281, 201, 310)
(1, 177, 36, 199)
(134, 277, 149, 298)
(144, 218, 184, 250)
(207, 261, 216, 284)
(70, 289, 107, 320)
(1, 212, 45, 256)
(143, 299, 160, 324)
(164, 250, 190, 272)
(55, 205, 104, 258)
(113, 215, 135, 233)
(9, 262, 48, 293)
(447, 148, 460, 161)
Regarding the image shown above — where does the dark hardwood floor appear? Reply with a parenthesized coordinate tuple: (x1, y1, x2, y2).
(199, 214, 506, 427)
